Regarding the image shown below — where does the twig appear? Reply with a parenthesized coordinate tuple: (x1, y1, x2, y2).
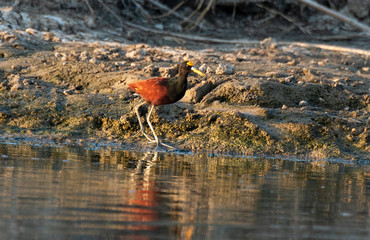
(132, 0, 151, 18)
(121, 0, 128, 9)
(288, 42, 370, 56)
(149, 0, 187, 19)
(315, 33, 370, 41)
(84, 0, 95, 16)
(296, 0, 370, 35)
(256, 3, 311, 34)
(181, 0, 205, 25)
(185, 0, 214, 31)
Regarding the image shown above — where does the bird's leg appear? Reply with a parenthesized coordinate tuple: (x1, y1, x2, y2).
(134, 100, 154, 142)
(146, 105, 159, 146)
(146, 105, 174, 149)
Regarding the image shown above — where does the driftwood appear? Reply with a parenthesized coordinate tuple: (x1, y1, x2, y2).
(288, 42, 370, 56)
(296, 0, 370, 35)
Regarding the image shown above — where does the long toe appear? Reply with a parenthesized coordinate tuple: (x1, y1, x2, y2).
(158, 141, 175, 149)
(142, 132, 154, 142)
(147, 139, 157, 144)
(146, 139, 175, 150)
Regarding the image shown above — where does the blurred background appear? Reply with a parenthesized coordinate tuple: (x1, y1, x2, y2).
(1, 0, 369, 44)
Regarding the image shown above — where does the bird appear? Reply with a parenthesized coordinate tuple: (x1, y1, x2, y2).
(128, 61, 204, 148)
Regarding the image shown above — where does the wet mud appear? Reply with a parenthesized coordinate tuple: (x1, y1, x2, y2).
(0, 3, 369, 160)
(0, 35, 368, 160)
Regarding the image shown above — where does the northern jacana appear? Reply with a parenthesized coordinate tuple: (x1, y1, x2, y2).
(128, 61, 204, 148)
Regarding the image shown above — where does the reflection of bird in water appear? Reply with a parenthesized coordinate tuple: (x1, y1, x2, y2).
(121, 152, 159, 237)
(120, 151, 195, 240)
(128, 61, 204, 149)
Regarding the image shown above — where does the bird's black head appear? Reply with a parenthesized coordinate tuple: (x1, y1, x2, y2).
(179, 61, 204, 77)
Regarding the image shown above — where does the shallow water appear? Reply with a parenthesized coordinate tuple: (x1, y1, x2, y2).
(0, 143, 369, 240)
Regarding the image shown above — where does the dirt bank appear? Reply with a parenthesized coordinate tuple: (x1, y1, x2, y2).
(0, 2, 369, 160)
(0, 35, 368, 160)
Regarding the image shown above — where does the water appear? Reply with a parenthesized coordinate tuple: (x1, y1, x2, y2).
(0, 143, 369, 240)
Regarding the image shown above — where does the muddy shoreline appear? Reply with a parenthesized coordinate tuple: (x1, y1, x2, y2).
(1, 1, 369, 160)
(0, 35, 369, 160)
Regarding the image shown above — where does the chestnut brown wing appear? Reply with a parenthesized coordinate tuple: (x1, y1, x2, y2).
(128, 77, 174, 106)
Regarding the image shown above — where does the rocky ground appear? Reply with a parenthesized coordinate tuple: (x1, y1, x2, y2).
(0, 2, 369, 160)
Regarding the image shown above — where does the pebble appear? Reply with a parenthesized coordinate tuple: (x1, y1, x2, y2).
(154, 23, 164, 30)
(216, 64, 236, 75)
(299, 100, 308, 106)
(23, 78, 35, 85)
(10, 83, 22, 91)
(126, 49, 146, 59)
(317, 59, 328, 66)
(89, 57, 98, 64)
(25, 28, 38, 35)
(79, 51, 90, 61)
(0, 80, 8, 90)
(60, 53, 68, 61)
(287, 59, 298, 66)
(206, 66, 215, 74)
(260, 37, 277, 49)
(143, 64, 159, 76)
(11, 65, 22, 71)
(199, 63, 208, 73)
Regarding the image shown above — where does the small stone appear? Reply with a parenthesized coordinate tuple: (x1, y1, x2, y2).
(260, 37, 277, 49)
(333, 78, 341, 83)
(79, 51, 90, 61)
(281, 105, 288, 109)
(126, 49, 146, 59)
(206, 66, 214, 74)
(43, 32, 55, 41)
(154, 23, 164, 30)
(0, 80, 8, 90)
(143, 64, 159, 76)
(216, 64, 236, 75)
(10, 83, 22, 91)
(89, 57, 98, 64)
(287, 59, 298, 66)
(317, 59, 328, 66)
(25, 28, 38, 35)
(63, 89, 73, 95)
(23, 78, 35, 85)
(9, 75, 22, 85)
(11, 65, 22, 71)
(199, 63, 207, 72)
(61, 53, 68, 61)
(299, 100, 308, 106)
(130, 62, 138, 68)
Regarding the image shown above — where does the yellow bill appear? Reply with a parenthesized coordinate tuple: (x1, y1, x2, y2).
(191, 67, 204, 76)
